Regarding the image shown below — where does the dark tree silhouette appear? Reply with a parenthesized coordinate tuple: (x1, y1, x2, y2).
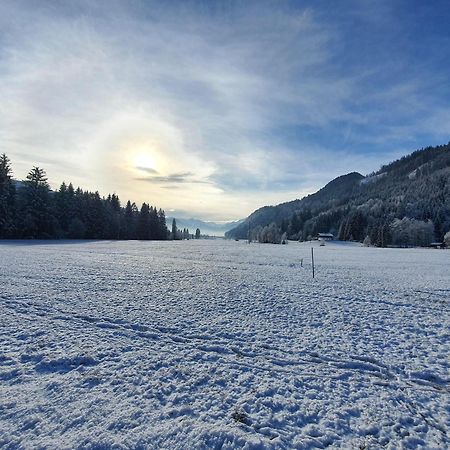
(0, 154, 16, 238)
(0, 156, 169, 241)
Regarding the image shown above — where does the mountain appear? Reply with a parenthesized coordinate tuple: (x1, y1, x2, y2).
(225, 143, 450, 246)
(225, 172, 364, 239)
(167, 217, 244, 236)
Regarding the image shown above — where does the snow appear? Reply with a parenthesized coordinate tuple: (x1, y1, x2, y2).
(0, 239, 449, 449)
(360, 172, 387, 185)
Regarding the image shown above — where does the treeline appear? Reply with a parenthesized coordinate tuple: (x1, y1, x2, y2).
(228, 143, 450, 247)
(249, 204, 448, 247)
(170, 219, 201, 240)
(0, 154, 169, 240)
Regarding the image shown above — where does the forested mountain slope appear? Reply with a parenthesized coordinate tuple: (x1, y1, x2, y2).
(226, 143, 450, 246)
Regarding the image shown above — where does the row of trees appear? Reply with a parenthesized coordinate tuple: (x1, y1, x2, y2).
(0, 154, 169, 240)
(249, 223, 287, 244)
(169, 219, 201, 240)
(251, 215, 447, 247)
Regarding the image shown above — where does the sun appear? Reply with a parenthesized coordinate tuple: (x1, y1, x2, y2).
(133, 152, 157, 171)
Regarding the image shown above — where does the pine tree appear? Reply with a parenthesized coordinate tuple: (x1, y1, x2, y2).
(105, 193, 121, 239)
(171, 218, 178, 240)
(377, 222, 391, 248)
(0, 154, 16, 238)
(148, 206, 159, 239)
(138, 203, 151, 240)
(157, 208, 168, 240)
(124, 200, 136, 239)
(20, 167, 54, 238)
(87, 191, 106, 239)
(195, 228, 201, 239)
(68, 217, 86, 238)
(55, 182, 70, 235)
(288, 213, 301, 237)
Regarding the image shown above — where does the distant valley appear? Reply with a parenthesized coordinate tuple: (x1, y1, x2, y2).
(167, 217, 244, 237)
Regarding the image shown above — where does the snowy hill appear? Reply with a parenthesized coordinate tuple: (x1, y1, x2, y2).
(226, 143, 450, 243)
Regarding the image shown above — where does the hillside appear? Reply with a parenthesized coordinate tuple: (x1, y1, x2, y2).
(225, 143, 450, 246)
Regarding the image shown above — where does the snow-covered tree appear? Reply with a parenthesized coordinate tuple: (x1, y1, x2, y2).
(444, 230, 450, 247)
(258, 223, 281, 244)
(390, 217, 434, 247)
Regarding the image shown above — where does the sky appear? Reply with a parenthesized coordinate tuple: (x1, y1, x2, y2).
(1, 0, 450, 221)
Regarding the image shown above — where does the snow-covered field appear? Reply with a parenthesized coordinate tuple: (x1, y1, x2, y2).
(0, 240, 449, 449)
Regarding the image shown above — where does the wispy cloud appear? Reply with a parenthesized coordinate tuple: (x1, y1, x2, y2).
(135, 167, 159, 174)
(1, 0, 449, 220)
(136, 171, 211, 185)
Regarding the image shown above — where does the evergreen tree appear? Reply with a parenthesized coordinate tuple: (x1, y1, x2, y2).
(171, 218, 178, 240)
(124, 201, 137, 239)
(157, 208, 168, 240)
(71, 187, 87, 236)
(86, 191, 106, 239)
(138, 203, 151, 240)
(288, 212, 301, 237)
(148, 206, 159, 239)
(0, 154, 16, 238)
(377, 222, 392, 248)
(105, 193, 121, 239)
(195, 228, 201, 239)
(55, 182, 71, 236)
(68, 217, 86, 238)
(20, 167, 54, 238)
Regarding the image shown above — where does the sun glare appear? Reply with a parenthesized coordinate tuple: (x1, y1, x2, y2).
(133, 152, 157, 171)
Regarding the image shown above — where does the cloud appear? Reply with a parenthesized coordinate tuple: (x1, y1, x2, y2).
(136, 167, 159, 175)
(1, 0, 449, 220)
(135, 171, 212, 185)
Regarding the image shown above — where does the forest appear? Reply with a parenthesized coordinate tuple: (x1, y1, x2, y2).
(226, 143, 450, 247)
(0, 154, 169, 240)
